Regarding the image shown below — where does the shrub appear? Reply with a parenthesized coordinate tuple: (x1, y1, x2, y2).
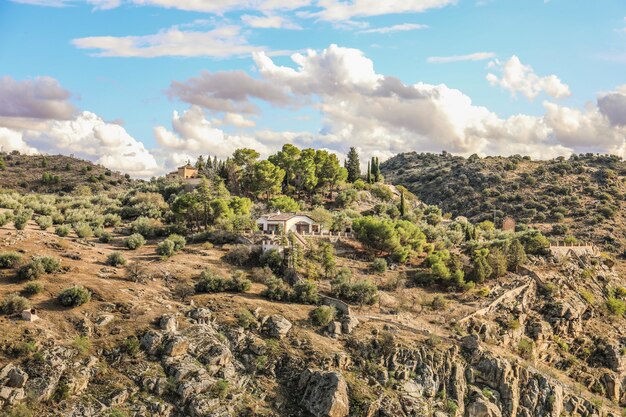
(517, 338, 535, 360)
(262, 276, 292, 301)
(236, 308, 257, 329)
(16, 260, 45, 280)
(0, 213, 12, 227)
(310, 305, 335, 326)
(22, 282, 44, 296)
(195, 270, 250, 293)
(55, 224, 71, 237)
(74, 222, 93, 238)
(99, 231, 113, 243)
(431, 295, 448, 310)
(156, 239, 176, 259)
(210, 380, 230, 400)
(131, 216, 162, 238)
(103, 213, 122, 227)
(579, 289, 595, 305)
(331, 272, 378, 305)
(167, 234, 186, 251)
(1, 294, 30, 314)
(372, 258, 388, 273)
(293, 280, 319, 304)
(74, 335, 91, 355)
(251, 266, 275, 283)
(58, 285, 91, 307)
(0, 252, 22, 268)
(121, 336, 140, 357)
(125, 233, 146, 250)
(269, 195, 300, 212)
(106, 252, 127, 267)
(224, 245, 255, 266)
(606, 297, 626, 316)
(36, 256, 61, 273)
(259, 249, 282, 274)
(35, 216, 53, 230)
(13, 211, 32, 230)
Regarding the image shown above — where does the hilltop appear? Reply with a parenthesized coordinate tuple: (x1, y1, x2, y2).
(381, 152, 626, 253)
(0, 152, 133, 194)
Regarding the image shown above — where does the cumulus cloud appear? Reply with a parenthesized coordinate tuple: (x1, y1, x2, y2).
(241, 13, 301, 29)
(304, 0, 457, 21)
(486, 55, 571, 100)
(0, 76, 76, 120)
(0, 77, 159, 177)
(359, 23, 428, 34)
(72, 25, 264, 58)
(153, 106, 273, 168)
(597, 86, 626, 126)
(427, 52, 496, 64)
(166, 70, 291, 114)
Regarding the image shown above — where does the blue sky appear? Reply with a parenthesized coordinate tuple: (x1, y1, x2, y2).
(1, 0, 625, 176)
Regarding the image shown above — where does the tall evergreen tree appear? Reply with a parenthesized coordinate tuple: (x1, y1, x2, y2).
(346, 147, 361, 183)
(366, 161, 371, 183)
(372, 157, 381, 182)
(399, 191, 406, 216)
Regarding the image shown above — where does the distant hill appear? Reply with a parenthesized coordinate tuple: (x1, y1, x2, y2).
(381, 152, 626, 253)
(0, 152, 133, 193)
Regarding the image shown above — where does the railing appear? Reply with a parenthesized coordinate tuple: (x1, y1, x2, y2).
(251, 230, 354, 239)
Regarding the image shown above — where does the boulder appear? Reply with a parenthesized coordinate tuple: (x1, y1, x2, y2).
(160, 314, 178, 332)
(327, 321, 342, 338)
(299, 369, 349, 417)
(5, 367, 28, 388)
(262, 315, 292, 340)
(95, 314, 114, 327)
(163, 336, 188, 357)
(141, 330, 164, 355)
(188, 308, 212, 324)
(340, 315, 359, 334)
(465, 398, 502, 417)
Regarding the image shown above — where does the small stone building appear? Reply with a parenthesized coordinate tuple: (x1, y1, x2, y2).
(166, 163, 198, 180)
(256, 212, 321, 234)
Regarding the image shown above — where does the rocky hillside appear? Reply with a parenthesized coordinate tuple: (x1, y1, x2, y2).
(0, 216, 625, 416)
(0, 152, 132, 193)
(381, 152, 626, 253)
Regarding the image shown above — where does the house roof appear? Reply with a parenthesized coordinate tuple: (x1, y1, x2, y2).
(261, 212, 314, 222)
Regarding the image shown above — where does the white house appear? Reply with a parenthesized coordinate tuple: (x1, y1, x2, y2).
(256, 212, 321, 234)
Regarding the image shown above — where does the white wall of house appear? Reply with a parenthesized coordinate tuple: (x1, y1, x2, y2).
(284, 216, 317, 233)
(256, 215, 320, 234)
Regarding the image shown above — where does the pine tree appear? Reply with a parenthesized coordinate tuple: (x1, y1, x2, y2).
(346, 147, 361, 183)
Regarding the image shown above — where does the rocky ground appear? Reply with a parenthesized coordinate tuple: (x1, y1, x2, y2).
(0, 223, 625, 417)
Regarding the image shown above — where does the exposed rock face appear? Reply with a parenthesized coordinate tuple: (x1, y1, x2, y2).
(262, 314, 292, 339)
(299, 369, 349, 417)
(160, 314, 178, 332)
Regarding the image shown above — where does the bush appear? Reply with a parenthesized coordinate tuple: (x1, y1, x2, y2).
(0, 252, 22, 268)
(1, 294, 30, 314)
(195, 270, 251, 293)
(251, 266, 275, 283)
(99, 231, 113, 243)
(36, 256, 61, 273)
(13, 211, 32, 230)
(310, 305, 335, 326)
(331, 271, 378, 305)
(58, 285, 91, 307)
(125, 233, 146, 250)
(262, 276, 292, 301)
(223, 245, 254, 266)
(156, 239, 176, 259)
(22, 282, 44, 296)
(259, 249, 282, 274)
(236, 308, 257, 329)
(372, 258, 387, 273)
(55, 224, 71, 237)
(106, 252, 127, 267)
(292, 280, 319, 304)
(35, 216, 53, 230)
(606, 297, 626, 316)
(103, 213, 122, 227)
(74, 222, 93, 238)
(131, 216, 162, 238)
(16, 260, 45, 280)
(517, 338, 535, 360)
(431, 295, 448, 310)
(167, 234, 186, 251)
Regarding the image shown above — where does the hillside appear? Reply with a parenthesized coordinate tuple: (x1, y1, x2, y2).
(0, 148, 624, 417)
(0, 152, 133, 194)
(381, 152, 626, 253)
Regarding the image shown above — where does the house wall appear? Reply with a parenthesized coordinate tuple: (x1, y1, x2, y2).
(284, 216, 317, 233)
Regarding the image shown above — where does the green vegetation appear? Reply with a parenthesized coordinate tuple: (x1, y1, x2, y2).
(22, 282, 44, 296)
(1, 294, 30, 314)
(194, 270, 251, 293)
(106, 252, 127, 267)
(310, 305, 336, 326)
(125, 233, 146, 250)
(58, 285, 91, 307)
(0, 251, 22, 268)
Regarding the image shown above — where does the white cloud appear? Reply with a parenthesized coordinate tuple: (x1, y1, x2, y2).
(486, 55, 571, 100)
(221, 113, 257, 127)
(359, 23, 428, 34)
(241, 13, 301, 29)
(305, 0, 457, 21)
(72, 25, 264, 58)
(427, 52, 496, 64)
(0, 128, 38, 154)
(0, 76, 76, 120)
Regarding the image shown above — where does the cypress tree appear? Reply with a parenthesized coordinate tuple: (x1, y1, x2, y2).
(372, 157, 381, 182)
(399, 191, 406, 216)
(367, 161, 371, 183)
(346, 147, 361, 183)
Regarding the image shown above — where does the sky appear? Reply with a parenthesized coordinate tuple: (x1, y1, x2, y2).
(1, 0, 625, 177)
